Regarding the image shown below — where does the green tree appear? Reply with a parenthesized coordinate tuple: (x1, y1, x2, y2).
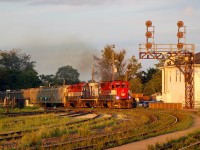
(138, 67, 158, 84)
(126, 55, 142, 81)
(54, 65, 80, 85)
(0, 49, 34, 71)
(129, 78, 143, 93)
(94, 44, 141, 81)
(0, 49, 41, 90)
(39, 74, 55, 87)
(94, 44, 117, 81)
(143, 70, 162, 96)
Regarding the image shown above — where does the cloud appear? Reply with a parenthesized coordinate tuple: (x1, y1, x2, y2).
(31, 0, 114, 6)
(184, 6, 194, 16)
(0, 0, 118, 6)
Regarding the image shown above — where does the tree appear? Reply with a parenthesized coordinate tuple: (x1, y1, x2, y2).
(0, 49, 41, 90)
(54, 65, 80, 85)
(94, 44, 141, 81)
(138, 67, 158, 84)
(129, 78, 143, 93)
(39, 74, 55, 87)
(93, 44, 117, 81)
(0, 49, 35, 71)
(126, 55, 142, 81)
(143, 70, 162, 96)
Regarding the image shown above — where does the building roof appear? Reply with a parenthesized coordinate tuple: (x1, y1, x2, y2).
(195, 52, 200, 64)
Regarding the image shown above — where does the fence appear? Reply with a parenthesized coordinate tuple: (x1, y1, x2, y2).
(149, 103, 182, 109)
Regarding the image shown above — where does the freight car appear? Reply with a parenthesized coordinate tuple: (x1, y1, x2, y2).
(0, 86, 68, 107)
(0, 80, 133, 109)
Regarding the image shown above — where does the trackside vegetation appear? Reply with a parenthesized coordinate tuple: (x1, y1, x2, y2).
(0, 108, 193, 149)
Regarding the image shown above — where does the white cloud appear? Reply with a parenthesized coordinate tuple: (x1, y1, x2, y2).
(184, 6, 194, 16)
(0, 0, 120, 6)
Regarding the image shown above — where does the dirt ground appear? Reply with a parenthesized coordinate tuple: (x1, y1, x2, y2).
(108, 114, 200, 150)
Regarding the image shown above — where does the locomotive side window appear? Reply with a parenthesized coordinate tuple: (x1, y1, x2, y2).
(116, 84, 121, 88)
(112, 85, 115, 89)
(94, 84, 98, 88)
(122, 84, 127, 88)
(101, 83, 105, 88)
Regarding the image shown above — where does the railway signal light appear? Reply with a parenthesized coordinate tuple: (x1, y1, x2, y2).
(146, 42, 152, 49)
(177, 32, 184, 38)
(146, 20, 152, 27)
(177, 43, 184, 49)
(177, 21, 184, 28)
(145, 20, 154, 50)
(146, 31, 152, 38)
(177, 20, 185, 50)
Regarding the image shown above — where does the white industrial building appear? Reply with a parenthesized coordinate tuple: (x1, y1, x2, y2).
(160, 53, 200, 108)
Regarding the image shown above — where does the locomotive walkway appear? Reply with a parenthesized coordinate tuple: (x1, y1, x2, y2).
(109, 113, 200, 150)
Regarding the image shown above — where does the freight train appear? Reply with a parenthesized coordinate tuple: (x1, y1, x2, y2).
(0, 80, 133, 109)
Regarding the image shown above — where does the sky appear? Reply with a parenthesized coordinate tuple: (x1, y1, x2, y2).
(0, 0, 200, 81)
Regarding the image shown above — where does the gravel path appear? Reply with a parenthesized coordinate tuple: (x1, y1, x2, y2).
(108, 114, 200, 150)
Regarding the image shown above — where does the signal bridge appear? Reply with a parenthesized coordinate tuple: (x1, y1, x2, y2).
(139, 20, 195, 109)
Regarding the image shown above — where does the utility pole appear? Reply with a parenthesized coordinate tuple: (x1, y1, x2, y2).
(125, 69, 131, 81)
(111, 44, 115, 81)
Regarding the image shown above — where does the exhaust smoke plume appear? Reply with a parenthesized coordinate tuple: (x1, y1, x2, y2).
(19, 35, 99, 81)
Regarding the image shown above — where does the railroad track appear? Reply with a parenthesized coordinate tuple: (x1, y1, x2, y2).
(58, 111, 93, 117)
(0, 110, 181, 150)
(2, 107, 69, 117)
(158, 140, 200, 150)
(41, 114, 158, 149)
(0, 110, 100, 142)
(179, 141, 200, 150)
(41, 113, 178, 150)
(0, 111, 114, 149)
(158, 131, 200, 150)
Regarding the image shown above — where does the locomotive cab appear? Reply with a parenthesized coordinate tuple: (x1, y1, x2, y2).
(81, 82, 99, 108)
(82, 82, 99, 99)
(110, 81, 130, 100)
(98, 80, 132, 108)
(66, 82, 100, 108)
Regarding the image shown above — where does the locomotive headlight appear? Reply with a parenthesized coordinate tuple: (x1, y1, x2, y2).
(129, 96, 131, 99)
(116, 96, 120, 100)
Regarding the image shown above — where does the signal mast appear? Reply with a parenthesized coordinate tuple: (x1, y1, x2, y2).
(139, 20, 195, 109)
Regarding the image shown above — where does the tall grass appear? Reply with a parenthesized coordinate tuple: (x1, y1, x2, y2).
(0, 108, 194, 149)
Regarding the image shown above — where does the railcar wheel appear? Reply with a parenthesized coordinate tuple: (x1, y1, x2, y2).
(107, 102, 114, 108)
(126, 102, 132, 108)
(65, 102, 71, 108)
(69, 102, 76, 108)
(94, 101, 99, 108)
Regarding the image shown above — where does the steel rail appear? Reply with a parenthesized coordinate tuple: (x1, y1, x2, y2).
(42, 113, 178, 150)
(0, 111, 99, 142)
